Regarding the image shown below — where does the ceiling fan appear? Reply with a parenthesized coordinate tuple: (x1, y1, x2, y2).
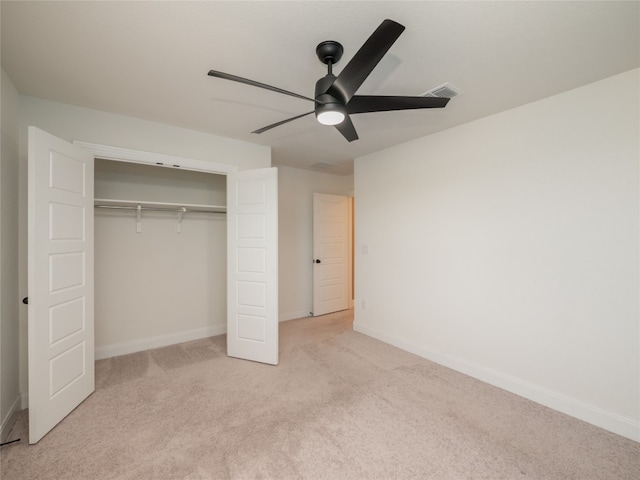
(207, 19, 450, 142)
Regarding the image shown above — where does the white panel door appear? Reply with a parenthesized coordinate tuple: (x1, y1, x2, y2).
(227, 168, 278, 365)
(312, 193, 349, 316)
(28, 127, 94, 443)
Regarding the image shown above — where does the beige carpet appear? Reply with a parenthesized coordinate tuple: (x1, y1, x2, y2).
(1, 310, 638, 479)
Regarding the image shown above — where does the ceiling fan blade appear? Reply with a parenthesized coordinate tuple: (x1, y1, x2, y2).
(347, 95, 449, 114)
(208, 70, 318, 103)
(252, 111, 315, 134)
(334, 115, 359, 142)
(326, 19, 405, 103)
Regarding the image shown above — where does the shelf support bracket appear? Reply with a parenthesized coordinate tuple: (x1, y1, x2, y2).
(136, 204, 142, 233)
(177, 207, 186, 233)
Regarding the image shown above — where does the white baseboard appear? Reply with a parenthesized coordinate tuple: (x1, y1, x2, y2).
(96, 313, 311, 360)
(353, 321, 640, 443)
(95, 325, 226, 360)
(1, 394, 22, 443)
(279, 310, 311, 322)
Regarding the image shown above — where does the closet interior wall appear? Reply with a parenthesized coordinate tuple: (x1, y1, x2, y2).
(94, 159, 227, 358)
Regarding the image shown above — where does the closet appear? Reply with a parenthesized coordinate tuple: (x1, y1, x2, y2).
(28, 127, 278, 443)
(93, 159, 227, 359)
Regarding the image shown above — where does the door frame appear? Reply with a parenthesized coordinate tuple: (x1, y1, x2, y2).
(76, 142, 239, 360)
(74, 142, 239, 177)
(77, 142, 279, 364)
(348, 196, 354, 310)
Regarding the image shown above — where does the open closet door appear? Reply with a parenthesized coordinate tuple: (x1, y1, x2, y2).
(28, 127, 95, 443)
(227, 168, 279, 365)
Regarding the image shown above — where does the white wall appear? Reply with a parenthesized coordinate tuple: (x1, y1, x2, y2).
(19, 96, 270, 170)
(354, 69, 639, 441)
(0, 68, 21, 441)
(278, 166, 353, 321)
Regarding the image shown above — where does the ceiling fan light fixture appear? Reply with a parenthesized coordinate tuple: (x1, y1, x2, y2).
(316, 103, 346, 126)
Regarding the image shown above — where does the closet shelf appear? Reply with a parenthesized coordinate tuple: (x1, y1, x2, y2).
(94, 198, 226, 214)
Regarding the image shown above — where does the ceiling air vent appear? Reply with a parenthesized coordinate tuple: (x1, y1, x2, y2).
(421, 83, 461, 98)
(309, 162, 335, 171)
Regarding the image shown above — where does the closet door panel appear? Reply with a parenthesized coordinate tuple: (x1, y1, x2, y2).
(227, 167, 278, 365)
(28, 127, 95, 444)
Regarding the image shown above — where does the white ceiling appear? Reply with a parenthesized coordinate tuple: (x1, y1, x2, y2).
(2, 1, 639, 175)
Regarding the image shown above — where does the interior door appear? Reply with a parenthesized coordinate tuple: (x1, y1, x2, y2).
(227, 167, 279, 365)
(312, 193, 349, 316)
(28, 127, 94, 444)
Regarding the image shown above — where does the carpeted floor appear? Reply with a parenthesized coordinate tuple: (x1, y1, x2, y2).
(1, 310, 638, 479)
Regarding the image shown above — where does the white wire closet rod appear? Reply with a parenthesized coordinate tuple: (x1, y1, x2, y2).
(94, 199, 225, 233)
(94, 198, 226, 214)
(95, 205, 226, 214)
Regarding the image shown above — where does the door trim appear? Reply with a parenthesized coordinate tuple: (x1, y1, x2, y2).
(74, 142, 238, 175)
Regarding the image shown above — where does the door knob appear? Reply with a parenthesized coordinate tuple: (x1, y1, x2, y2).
(314, 259, 321, 264)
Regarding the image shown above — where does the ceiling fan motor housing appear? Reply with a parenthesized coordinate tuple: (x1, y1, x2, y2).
(315, 75, 346, 124)
(315, 75, 340, 102)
